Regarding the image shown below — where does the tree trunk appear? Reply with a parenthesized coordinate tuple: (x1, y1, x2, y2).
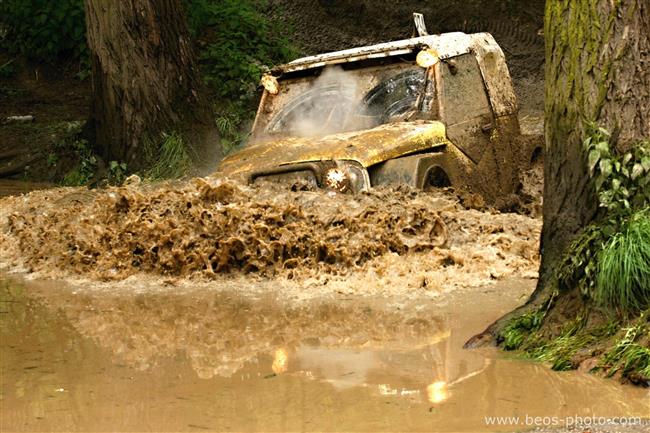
(467, 0, 650, 345)
(538, 0, 650, 293)
(84, 0, 218, 169)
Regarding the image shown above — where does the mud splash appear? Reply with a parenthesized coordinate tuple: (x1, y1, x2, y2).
(0, 178, 541, 288)
(1, 179, 447, 278)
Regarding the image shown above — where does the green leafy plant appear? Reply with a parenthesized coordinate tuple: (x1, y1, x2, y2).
(46, 153, 59, 167)
(61, 139, 97, 186)
(187, 0, 296, 153)
(108, 161, 128, 185)
(558, 223, 612, 296)
(556, 128, 650, 309)
(2, 0, 296, 157)
(0, 0, 87, 61)
(509, 318, 617, 372)
(50, 121, 99, 186)
(186, 0, 296, 101)
(585, 127, 650, 212)
(583, 127, 650, 310)
(524, 316, 615, 371)
(529, 334, 587, 371)
(3, 0, 296, 167)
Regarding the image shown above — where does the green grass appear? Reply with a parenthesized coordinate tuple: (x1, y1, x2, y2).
(499, 310, 545, 350)
(528, 334, 590, 371)
(601, 322, 650, 379)
(214, 101, 253, 155)
(595, 210, 650, 311)
(144, 132, 192, 181)
(526, 319, 618, 371)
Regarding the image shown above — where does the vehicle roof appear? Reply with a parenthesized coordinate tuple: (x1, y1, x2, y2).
(276, 32, 474, 74)
(272, 32, 518, 117)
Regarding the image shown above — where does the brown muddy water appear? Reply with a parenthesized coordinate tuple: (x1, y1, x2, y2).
(0, 180, 542, 291)
(2, 276, 648, 433)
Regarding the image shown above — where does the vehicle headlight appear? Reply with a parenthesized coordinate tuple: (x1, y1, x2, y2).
(323, 161, 370, 193)
(261, 74, 280, 95)
(324, 167, 350, 192)
(416, 48, 440, 68)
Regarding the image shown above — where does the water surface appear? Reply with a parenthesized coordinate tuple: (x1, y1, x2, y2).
(1, 277, 648, 432)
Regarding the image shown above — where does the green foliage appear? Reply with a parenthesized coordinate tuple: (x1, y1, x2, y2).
(554, 214, 618, 299)
(501, 310, 623, 373)
(3, 0, 295, 165)
(595, 211, 650, 311)
(556, 128, 650, 311)
(62, 158, 95, 186)
(144, 132, 192, 181)
(585, 127, 650, 213)
(108, 161, 128, 185)
(526, 316, 597, 371)
(523, 319, 618, 372)
(500, 310, 545, 350)
(2, 0, 295, 157)
(530, 335, 585, 371)
(61, 146, 97, 186)
(186, 0, 296, 101)
(215, 101, 253, 154)
(49, 121, 99, 186)
(46, 153, 59, 167)
(558, 208, 650, 311)
(188, 0, 294, 152)
(601, 319, 650, 379)
(507, 310, 646, 379)
(0, 0, 87, 61)
(1, 0, 295, 102)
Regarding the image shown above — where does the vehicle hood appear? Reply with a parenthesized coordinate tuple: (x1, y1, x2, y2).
(216, 121, 448, 178)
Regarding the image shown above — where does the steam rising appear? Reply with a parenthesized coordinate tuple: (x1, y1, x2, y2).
(272, 66, 369, 138)
(268, 64, 426, 138)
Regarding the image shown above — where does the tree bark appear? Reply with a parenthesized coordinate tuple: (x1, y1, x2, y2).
(538, 0, 649, 293)
(84, 0, 218, 169)
(467, 0, 650, 346)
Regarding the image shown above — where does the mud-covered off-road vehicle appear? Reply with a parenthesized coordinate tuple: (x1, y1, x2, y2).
(216, 15, 532, 204)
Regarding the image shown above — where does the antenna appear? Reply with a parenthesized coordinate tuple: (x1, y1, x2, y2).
(413, 13, 429, 37)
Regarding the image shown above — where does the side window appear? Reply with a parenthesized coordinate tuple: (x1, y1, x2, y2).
(441, 54, 492, 125)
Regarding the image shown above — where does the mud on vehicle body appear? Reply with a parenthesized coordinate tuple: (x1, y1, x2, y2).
(215, 15, 531, 204)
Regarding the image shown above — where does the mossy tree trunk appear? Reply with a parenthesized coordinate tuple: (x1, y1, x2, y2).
(468, 0, 650, 345)
(84, 0, 218, 170)
(539, 0, 649, 290)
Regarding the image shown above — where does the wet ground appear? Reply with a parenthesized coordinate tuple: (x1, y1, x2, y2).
(1, 276, 648, 432)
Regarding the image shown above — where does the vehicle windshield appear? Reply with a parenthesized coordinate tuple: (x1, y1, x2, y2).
(256, 59, 433, 139)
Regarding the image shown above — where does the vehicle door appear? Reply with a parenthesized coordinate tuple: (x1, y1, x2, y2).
(440, 54, 494, 164)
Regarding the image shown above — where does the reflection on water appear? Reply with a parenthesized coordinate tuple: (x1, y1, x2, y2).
(1, 277, 648, 432)
(427, 381, 449, 404)
(1, 278, 447, 380)
(272, 349, 289, 375)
